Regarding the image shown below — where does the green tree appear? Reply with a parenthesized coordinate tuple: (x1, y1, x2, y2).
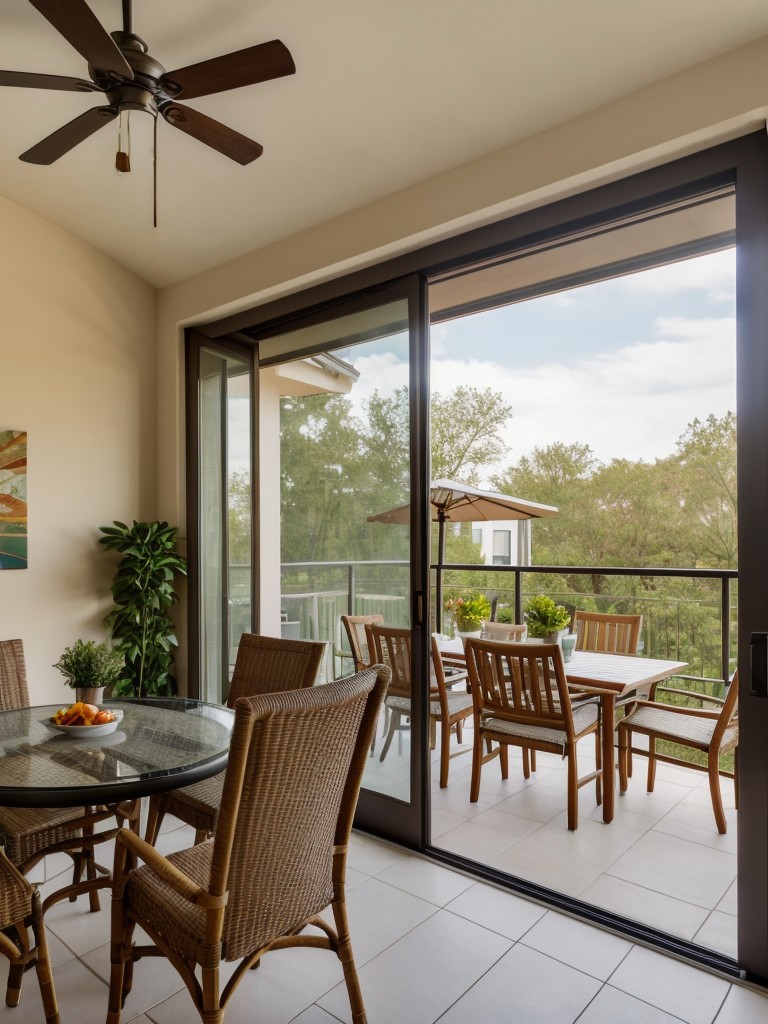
(431, 387, 513, 482)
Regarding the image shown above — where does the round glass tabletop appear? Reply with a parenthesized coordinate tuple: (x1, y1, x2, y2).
(0, 698, 235, 807)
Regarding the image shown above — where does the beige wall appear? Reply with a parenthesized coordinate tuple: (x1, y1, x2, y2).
(0, 195, 156, 703)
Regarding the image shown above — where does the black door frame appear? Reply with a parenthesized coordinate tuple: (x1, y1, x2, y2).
(194, 131, 768, 982)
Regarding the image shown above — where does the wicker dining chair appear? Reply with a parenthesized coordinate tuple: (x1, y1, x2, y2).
(0, 848, 60, 1022)
(107, 665, 390, 1024)
(144, 634, 326, 846)
(0, 639, 131, 915)
(464, 638, 602, 830)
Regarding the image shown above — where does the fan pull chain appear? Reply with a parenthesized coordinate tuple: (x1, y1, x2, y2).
(116, 110, 131, 173)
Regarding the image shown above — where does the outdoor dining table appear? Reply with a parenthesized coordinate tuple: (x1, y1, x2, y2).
(563, 650, 687, 823)
(0, 697, 234, 808)
(435, 637, 686, 824)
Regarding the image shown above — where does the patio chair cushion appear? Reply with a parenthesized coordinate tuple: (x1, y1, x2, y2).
(483, 700, 598, 747)
(624, 704, 737, 747)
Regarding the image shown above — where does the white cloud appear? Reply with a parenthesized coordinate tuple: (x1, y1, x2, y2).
(617, 249, 734, 301)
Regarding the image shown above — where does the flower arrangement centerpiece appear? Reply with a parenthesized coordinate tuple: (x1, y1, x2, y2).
(53, 639, 124, 705)
(523, 595, 571, 641)
(445, 592, 492, 634)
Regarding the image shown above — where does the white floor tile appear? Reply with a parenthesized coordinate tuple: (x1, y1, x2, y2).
(579, 874, 709, 941)
(606, 831, 735, 910)
(445, 881, 547, 940)
(576, 984, 691, 1023)
(713, 983, 768, 1023)
(346, 832, 409, 875)
(374, 853, 476, 906)
(437, 942, 601, 1024)
(317, 908, 511, 1024)
(609, 945, 731, 1024)
(693, 911, 737, 960)
(521, 910, 633, 981)
(81, 940, 185, 1018)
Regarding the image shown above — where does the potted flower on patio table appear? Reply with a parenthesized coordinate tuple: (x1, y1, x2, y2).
(523, 595, 571, 644)
(446, 592, 492, 637)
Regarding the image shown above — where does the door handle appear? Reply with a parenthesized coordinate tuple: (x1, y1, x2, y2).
(414, 591, 423, 626)
(750, 631, 768, 698)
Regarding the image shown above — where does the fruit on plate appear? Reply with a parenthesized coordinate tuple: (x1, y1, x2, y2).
(52, 702, 116, 727)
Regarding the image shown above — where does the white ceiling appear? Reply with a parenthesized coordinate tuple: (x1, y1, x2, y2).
(1, 0, 767, 287)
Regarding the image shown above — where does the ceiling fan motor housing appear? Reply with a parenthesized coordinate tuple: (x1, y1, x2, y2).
(91, 31, 170, 116)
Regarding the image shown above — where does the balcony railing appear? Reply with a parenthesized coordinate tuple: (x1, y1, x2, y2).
(244, 560, 736, 688)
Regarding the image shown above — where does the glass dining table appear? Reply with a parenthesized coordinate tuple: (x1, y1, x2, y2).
(0, 698, 235, 808)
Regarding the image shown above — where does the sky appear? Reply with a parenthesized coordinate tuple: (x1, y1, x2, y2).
(346, 247, 736, 481)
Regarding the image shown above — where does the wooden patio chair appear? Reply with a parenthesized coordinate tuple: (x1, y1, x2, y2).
(341, 614, 384, 671)
(107, 666, 390, 1024)
(480, 621, 527, 641)
(366, 624, 474, 786)
(464, 638, 602, 830)
(0, 848, 59, 1022)
(144, 634, 325, 846)
(0, 639, 134, 915)
(572, 610, 643, 654)
(618, 672, 739, 833)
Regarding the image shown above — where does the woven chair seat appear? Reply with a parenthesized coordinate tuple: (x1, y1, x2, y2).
(0, 806, 83, 866)
(624, 704, 737, 747)
(160, 773, 225, 832)
(483, 700, 598, 747)
(128, 841, 213, 965)
(384, 691, 473, 717)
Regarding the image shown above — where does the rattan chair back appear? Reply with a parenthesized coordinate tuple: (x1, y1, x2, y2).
(479, 621, 527, 641)
(0, 639, 30, 710)
(109, 666, 390, 1024)
(226, 634, 325, 706)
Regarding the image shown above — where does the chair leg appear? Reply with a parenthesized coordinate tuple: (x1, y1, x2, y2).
(30, 893, 60, 1024)
(594, 727, 602, 806)
(331, 892, 368, 1024)
(566, 747, 578, 831)
(529, 750, 537, 773)
(379, 710, 400, 762)
(646, 736, 657, 792)
(499, 743, 509, 781)
(522, 748, 531, 780)
(708, 751, 728, 834)
(440, 718, 451, 789)
(618, 724, 629, 793)
(5, 923, 27, 1007)
(144, 793, 165, 845)
(470, 729, 483, 803)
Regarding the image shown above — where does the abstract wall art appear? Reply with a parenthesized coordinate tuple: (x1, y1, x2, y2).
(0, 430, 27, 569)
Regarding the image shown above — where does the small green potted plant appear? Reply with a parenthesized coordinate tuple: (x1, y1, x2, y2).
(447, 592, 492, 636)
(523, 595, 571, 644)
(53, 639, 124, 705)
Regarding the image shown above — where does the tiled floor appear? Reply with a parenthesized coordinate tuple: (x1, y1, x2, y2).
(362, 715, 739, 957)
(2, 815, 765, 1024)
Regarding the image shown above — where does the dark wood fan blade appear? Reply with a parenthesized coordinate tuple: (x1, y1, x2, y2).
(0, 69, 101, 92)
(160, 40, 295, 99)
(28, 0, 133, 78)
(20, 105, 117, 164)
(161, 103, 263, 164)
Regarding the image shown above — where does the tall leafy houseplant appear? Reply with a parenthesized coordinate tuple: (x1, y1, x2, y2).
(99, 521, 187, 698)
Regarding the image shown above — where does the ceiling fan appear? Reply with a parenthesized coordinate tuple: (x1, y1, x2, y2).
(0, 0, 296, 166)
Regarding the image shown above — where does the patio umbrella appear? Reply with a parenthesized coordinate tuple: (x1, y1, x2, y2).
(367, 479, 558, 629)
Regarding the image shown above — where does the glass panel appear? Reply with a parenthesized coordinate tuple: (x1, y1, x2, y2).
(262, 298, 412, 800)
(198, 348, 251, 704)
(429, 192, 737, 956)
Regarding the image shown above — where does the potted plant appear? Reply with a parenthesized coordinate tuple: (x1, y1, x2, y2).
(446, 592, 492, 637)
(53, 639, 124, 705)
(99, 520, 187, 698)
(523, 595, 571, 644)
